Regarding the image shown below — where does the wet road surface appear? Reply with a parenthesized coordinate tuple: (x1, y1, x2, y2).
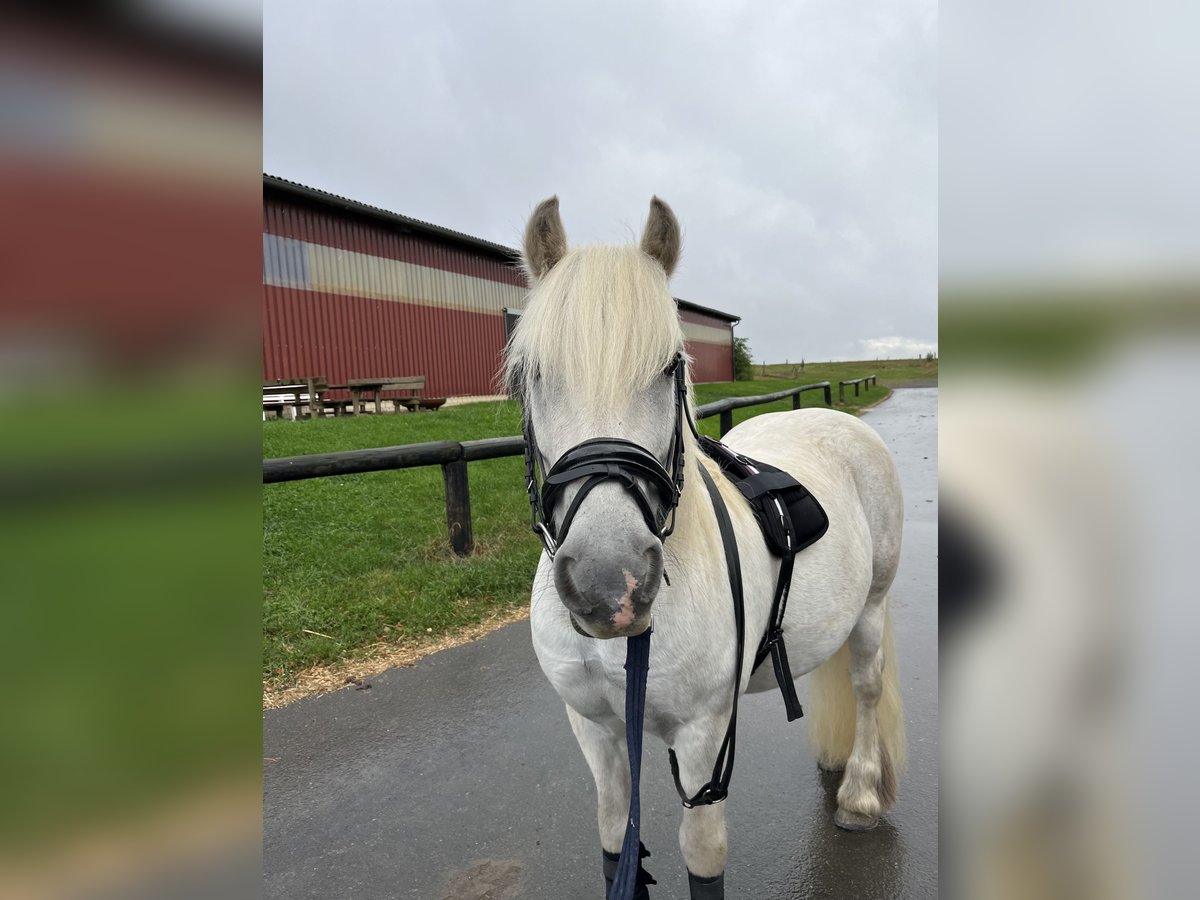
(264, 387, 937, 899)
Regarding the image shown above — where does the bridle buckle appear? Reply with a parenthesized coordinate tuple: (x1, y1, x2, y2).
(533, 523, 558, 559)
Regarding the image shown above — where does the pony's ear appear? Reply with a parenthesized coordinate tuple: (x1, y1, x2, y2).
(640, 196, 681, 278)
(523, 196, 568, 279)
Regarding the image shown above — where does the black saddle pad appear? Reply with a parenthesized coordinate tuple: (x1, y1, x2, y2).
(699, 435, 828, 557)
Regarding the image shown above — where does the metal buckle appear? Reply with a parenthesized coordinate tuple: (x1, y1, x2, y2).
(680, 785, 727, 809)
(698, 786, 728, 806)
(533, 523, 557, 558)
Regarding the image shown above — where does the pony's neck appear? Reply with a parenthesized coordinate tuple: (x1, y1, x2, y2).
(665, 430, 724, 570)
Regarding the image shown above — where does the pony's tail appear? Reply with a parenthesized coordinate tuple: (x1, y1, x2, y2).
(807, 602, 907, 785)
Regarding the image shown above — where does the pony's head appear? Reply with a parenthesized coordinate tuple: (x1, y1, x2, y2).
(507, 196, 687, 638)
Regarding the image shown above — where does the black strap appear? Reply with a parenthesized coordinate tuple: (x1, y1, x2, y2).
(668, 466, 745, 808)
(555, 470, 664, 546)
(753, 550, 804, 721)
(698, 437, 806, 723)
(734, 470, 801, 499)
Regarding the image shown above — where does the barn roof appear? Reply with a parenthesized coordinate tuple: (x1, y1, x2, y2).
(674, 298, 740, 324)
(264, 174, 520, 261)
(264, 174, 740, 324)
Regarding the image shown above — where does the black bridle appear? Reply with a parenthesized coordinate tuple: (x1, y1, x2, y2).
(523, 351, 689, 559)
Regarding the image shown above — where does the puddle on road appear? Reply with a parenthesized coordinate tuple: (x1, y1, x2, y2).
(442, 858, 524, 899)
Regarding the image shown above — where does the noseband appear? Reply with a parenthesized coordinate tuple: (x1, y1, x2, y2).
(523, 352, 688, 559)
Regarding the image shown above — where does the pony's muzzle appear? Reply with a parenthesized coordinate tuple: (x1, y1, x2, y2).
(553, 541, 663, 639)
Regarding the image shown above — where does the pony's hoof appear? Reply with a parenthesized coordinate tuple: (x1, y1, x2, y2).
(834, 807, 878, 831)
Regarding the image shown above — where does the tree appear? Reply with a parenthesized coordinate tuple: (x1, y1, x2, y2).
(733, 336, 755, 381)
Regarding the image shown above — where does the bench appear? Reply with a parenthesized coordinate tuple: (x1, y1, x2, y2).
(263, 377, 329, 420)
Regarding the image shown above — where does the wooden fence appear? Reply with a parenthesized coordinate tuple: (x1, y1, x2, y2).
(262, 381, 835, 556)
(838, 374, 877, 403)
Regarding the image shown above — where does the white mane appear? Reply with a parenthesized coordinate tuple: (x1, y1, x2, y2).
(505, 245, 685, 414)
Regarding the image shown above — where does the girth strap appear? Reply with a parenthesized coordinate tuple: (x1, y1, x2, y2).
(668, 466, 746, 808)
(753, 550, 804, 721)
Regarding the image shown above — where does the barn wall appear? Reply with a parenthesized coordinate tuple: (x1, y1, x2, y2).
(262, 190, 739, 394)
(262, 195, 526, 397)
(680, 309, 735, 383)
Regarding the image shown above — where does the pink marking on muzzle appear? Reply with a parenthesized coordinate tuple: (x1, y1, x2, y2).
(612, 570, 640, 629)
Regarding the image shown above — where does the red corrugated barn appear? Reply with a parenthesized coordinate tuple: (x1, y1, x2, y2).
(674, 299, 741, 384)
(262, 176, 739, 395)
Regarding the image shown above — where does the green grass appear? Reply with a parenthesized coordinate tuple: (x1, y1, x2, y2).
(263, 360, 931, 688)
(263, 400, 538, 687)
(1, 376, 258, 849)
(3, 489, 257, 846)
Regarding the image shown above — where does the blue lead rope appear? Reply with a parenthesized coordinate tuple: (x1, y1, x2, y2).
(611, 627, 652, 900)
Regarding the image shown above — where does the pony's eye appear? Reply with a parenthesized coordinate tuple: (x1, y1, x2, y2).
(663, 354, 681, 377)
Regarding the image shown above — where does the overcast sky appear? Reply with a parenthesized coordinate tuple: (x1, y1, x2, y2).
(264, 0, 937, 363)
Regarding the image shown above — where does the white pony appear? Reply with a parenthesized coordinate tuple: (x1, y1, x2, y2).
(507, 197, 906, 899)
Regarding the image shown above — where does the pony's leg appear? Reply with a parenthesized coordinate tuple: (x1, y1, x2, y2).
(565, 706, 636, 895)
(671, 718, 728, 899)
(833, 595, 899, 831)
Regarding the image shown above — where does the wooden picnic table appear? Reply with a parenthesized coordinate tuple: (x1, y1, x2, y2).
(345, 376, 427, 415)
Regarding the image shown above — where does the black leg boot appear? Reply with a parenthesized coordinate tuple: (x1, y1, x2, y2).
(602, 849, 620, 898)
(687, 870, 724, 900)
(601, 843, 654, 899)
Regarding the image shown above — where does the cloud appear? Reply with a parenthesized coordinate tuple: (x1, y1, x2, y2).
(264, 0, 936, 363)
(857, 336, 938, 360)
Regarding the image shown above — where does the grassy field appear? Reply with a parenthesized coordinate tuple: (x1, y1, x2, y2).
(262, 359, 933, 691)
(753, 357, 938, 387)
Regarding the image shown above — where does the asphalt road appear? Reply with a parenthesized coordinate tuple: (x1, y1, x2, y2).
(264, 387, 938, 899)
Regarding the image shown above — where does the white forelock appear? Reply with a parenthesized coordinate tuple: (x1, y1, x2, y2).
(506, 245, 685, 414)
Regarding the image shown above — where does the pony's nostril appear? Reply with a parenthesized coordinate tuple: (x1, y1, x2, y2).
(554, 554, 589, 609)
(642, 546, 663, 584)
(560, 555, 578, 589)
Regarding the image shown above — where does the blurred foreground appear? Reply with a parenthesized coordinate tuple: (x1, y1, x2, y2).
(942, 0, 1200, 892)
(0, 7, 261, 900)
(941, 291, 1200, 900)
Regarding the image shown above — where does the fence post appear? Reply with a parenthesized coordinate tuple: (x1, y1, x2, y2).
(720, 410, 733, 436)
(441, 459, 474, 556)
(854, 381, 860, 397)
(792, 391, 802, 410)
(823, 385, 832, 406)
